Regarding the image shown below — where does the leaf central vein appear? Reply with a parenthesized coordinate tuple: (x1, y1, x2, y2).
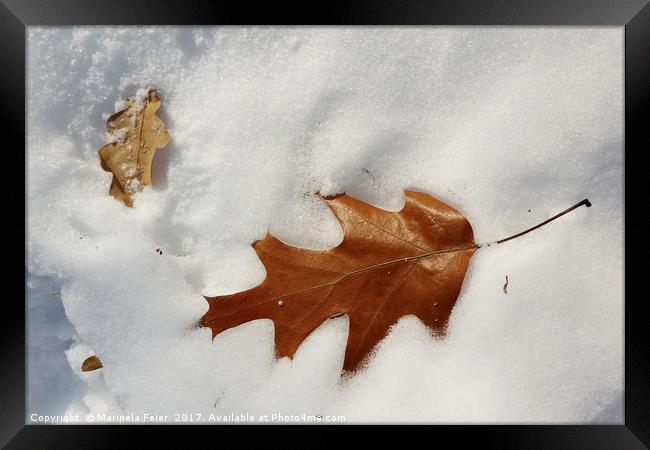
(208, 244, 477, 320)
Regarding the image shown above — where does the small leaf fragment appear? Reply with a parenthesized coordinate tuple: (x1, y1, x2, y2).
(81, 355, 103, 372)
(98, 89, 170, 206)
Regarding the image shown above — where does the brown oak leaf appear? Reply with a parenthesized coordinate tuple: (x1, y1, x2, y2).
(203, 191, 478, 372)
(98, 89, 170, 206)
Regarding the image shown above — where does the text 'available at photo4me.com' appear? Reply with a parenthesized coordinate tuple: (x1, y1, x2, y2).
(29, 412, 347, 424)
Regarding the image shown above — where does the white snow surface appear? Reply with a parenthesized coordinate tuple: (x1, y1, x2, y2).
(27, 27, 623, 423)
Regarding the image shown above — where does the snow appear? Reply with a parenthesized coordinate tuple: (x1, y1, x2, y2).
(27, 27, 623, 423)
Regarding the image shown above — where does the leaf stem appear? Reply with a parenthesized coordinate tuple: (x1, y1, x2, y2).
(481, 199, 591, 247)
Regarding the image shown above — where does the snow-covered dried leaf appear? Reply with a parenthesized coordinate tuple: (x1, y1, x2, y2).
(98, 89, 170, 206)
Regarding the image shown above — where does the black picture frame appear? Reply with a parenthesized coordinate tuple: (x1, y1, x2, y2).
(4, 0, 648, 447)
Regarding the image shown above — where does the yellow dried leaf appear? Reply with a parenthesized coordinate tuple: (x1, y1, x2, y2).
(98, 89, 170, 206)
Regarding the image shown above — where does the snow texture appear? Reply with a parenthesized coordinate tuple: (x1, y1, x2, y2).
(27, 27, 623, 423)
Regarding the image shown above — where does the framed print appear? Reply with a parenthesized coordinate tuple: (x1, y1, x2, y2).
(3, 0, 649, 447)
